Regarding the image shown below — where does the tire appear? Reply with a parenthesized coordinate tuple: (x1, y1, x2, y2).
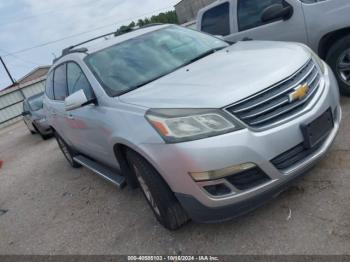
(126, 149, 189, 230)
(30, 130, 36, 135)
(55, 133, 81, 168)
(326, 35, 350, 96)
(33, 124, 50, 140)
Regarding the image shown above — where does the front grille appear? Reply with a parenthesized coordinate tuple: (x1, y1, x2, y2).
(271, 137, 327, 170)
(226, 59, 321, 129)
(226, 167, 271, 191)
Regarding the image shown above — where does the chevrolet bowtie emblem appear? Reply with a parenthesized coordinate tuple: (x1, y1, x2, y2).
(289, 83, 309, 102)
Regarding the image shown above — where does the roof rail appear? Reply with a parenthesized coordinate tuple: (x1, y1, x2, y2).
(53, 31, 117, 64)
(54, 23, 166, 64)
(61, 31, 117, 56)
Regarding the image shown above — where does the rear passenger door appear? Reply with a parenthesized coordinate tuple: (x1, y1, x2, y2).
(51, 64, 69, 140)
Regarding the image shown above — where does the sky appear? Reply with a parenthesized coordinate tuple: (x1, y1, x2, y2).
(0, 0, 179, 90)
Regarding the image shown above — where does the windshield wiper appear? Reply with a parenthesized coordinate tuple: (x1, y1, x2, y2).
(187, 47, 226, 64)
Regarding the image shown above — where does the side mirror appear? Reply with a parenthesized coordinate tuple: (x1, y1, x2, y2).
(65, 89, 88, 111)
(22, 111, 31, 116)
(261, 4, 293, 23)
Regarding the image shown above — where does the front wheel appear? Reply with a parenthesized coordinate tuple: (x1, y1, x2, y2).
(55, 133, 81, 168)
(126, 149, 189, 230)
(33, 123, 50, 140)
(326, 35, 350, 96)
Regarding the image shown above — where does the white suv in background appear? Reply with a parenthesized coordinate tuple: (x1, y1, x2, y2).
(197, 0, 350, 95)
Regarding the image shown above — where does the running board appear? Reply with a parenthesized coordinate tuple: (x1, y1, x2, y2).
(73, 155, 126, 188)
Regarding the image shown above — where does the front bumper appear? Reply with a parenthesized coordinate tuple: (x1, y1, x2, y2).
(140, 64, 341, 223)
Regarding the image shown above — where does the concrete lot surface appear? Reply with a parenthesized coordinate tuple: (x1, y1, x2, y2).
(0, 98, 350, 255)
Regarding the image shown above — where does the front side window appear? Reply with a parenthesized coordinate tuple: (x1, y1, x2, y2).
(201, 2, 230, 36)
(67, 62, 95, 100)
(53, 64, 67, 101)
(86, 25, 228, 96)
(28, 95, 44, 111)
(238, 0, 283, 31)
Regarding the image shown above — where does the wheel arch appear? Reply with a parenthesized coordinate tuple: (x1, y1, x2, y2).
(113, 141, 173, 190)
(318, 27, 350, 59)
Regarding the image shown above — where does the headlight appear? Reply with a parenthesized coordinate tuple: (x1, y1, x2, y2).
(298, 44, 325, 74)
(145, 109, 243, 143)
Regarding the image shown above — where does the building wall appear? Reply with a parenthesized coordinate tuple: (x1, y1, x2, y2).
(175, 0, 216, 24)
(0, 80, 46, 129)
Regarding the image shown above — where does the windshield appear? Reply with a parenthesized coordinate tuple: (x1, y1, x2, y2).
(28, 95, 43, 111)
(85, 25, 228, 96)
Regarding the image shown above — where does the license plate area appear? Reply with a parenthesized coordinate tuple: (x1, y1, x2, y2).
(301, 109, 334, 149)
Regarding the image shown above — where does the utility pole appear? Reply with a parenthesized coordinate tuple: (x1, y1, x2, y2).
(0, 56, 16, 85)
(0, 56, 25, 99)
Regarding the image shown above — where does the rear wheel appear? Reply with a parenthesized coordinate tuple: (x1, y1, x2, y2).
(126, 149, 189, 230)
(55, 133, 81, 168)
(326, 35, 350, 96)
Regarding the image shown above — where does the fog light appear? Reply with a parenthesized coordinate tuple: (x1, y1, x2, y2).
(189, 163, 256, 182)
(204, 184, 231, 196)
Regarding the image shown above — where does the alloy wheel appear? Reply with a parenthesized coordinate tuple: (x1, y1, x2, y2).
(57, 137, 73, 164)
(337, 48, 350, 86)
(132, 164, 161, 216)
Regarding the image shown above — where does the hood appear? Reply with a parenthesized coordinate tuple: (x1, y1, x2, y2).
(120, 41, 311, 109)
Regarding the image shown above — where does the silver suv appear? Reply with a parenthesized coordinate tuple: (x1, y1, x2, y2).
(44, 24, 341, 230)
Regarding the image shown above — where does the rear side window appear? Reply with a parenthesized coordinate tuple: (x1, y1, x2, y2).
(67, 62, 95, 100)
(53, 64, 67, 101)
(238, 0, 283, 31)
(45, 71, 54, 100)
(201, 2, 230, 36)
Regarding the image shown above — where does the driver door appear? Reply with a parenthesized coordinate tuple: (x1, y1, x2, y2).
(65, 62, 114, 167)
(225, 0, 308, 45)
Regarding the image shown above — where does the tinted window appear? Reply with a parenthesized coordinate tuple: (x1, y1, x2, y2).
(201, 3, 230, 36)
(67, 63, 95, 100)
(238, 0, 283, 31)
(53, 64, 67, 101)
(300, 0, 325, 2)
(86, 26, 228, 96)
(45, 71, 54, 100)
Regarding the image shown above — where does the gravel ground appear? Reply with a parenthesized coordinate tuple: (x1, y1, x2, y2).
(0, 98, 349, 255)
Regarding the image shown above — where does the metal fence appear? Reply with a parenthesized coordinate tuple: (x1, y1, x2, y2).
(0, 77, 46, 129)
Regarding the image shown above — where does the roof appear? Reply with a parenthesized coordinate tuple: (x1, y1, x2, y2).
(75, 24, 169, 55)
(17, 66, 51, 85)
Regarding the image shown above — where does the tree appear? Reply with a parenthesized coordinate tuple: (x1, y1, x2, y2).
(115, 10, 179, 36)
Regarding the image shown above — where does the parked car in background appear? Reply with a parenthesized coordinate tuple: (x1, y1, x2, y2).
(44, 24, 341, 230)
(22, 92, 52, 140)
(197, 0, 350, 95)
